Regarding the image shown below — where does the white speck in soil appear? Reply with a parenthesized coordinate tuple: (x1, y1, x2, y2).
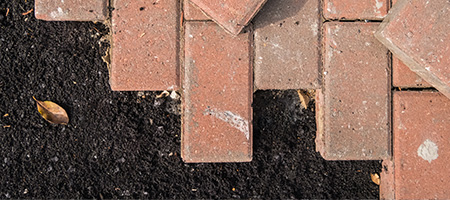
(50, 156, 59, 162)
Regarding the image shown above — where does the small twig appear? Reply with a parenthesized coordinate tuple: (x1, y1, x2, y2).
(22, 8, 33, 16)
(6, 8, 10, 16)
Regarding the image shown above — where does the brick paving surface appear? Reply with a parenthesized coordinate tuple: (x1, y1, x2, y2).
(253, 0, 320, 90)
(35, 0, 450, 196)
(317, 22, 390, 160)
(376, 0, 450, 99)
(393, 56, 431, 88)
(35, 0, 108, 21)
(323, 0, 388, 20)
(189, 0, 267, 35)
(393, 91, 450, 199)
(110, 0, 180, 91)
(182, 22, 252, 163)
(380, 159, 395, 200)
(183, 0, 210, 21)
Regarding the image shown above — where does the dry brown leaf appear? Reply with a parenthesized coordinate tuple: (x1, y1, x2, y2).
(33, 96, 69, 125)
(297, 90, 310, 109)
(371, 173, 380, 185)
(156, 90, 170, 98)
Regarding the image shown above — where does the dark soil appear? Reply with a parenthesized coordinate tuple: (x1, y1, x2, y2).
(0, 0, 381, 199)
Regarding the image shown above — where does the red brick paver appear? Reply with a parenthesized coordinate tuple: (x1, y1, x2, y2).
(183, 0, 210, 21)
(323, 0, 388, 20)
(110, 0, 179, 91)
(376, 0, 450, 99)
(182, 22, 253, 163)
(393, 56, 431, 88)
(189, 0, 267, 35)
(393, 91, 450, 199)
(380, 159, 395, 200)
(35, 0, 108, 21)
(316, 22, 390, 160)
(391, 1, 431, 84)
(254, 0, 320, 90)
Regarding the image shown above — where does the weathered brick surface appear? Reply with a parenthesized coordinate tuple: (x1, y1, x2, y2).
(380, 159, 395, 200)
(393, 91, 450, 199)
(393, 56, 431, 88)
(189, 0, 267, 35)
(182, 22, 252, 163)
(323, 0, 388, 20)
(253, 0, 320, 90)
(376, 0, 450, 99)
(317, 22, 390, 160)
(183, 0, 210, 21)
(389, 0, 430, 88)
(35, 0, 107, 21)
(110, 0, 179, 91)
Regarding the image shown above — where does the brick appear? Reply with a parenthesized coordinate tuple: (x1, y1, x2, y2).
(110, 0, 179, 91)
(393, 91, 450, 199)
(189, 0, 267, 35)
(35, 0, 108, 21)
(316, 22, 390, 160)
(393, 56, 431, 88)
(182, 22, 252, 163)
(375, 0, 450, 99)
(253, 0, 320, 90)
(183, 0, 210, 21)
(390, 1, 430, 89)
(324, 0, 388, 20)
(380, 159, 395, 200)
(391, 0, 399, 5)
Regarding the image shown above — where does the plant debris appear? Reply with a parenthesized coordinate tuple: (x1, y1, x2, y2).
(22, 8, 33, 16)
(156, 90, 170, 98)
(169, 91, 179, 100)
(370, 173, 380, 185)
(33, 96, 69, 125)
(297, 90, 311, 109)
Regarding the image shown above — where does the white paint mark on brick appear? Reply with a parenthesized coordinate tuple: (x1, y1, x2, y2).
(310, 22, 318, 36)
(375, 0, 383, 14)
(50, 7, 64, 19)
(327, 2, 336, 14)
(204, 108, 249, 140)
(417, 139, 438, 163)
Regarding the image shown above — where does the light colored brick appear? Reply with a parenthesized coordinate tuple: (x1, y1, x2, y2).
(254, 0, 320, 90)
(317, 22, 390, 160)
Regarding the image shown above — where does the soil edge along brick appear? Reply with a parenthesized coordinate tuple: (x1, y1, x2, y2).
(317, 22, 390, 160)
(253, 0, 320, 90)
(189, 0, 267, 35)
(375, 0, 450, 99)
(182, 22, 252, 163)
(110, 0, 179, 91)
(393, 91, 450, 199)
(35, 0, 108, 21)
